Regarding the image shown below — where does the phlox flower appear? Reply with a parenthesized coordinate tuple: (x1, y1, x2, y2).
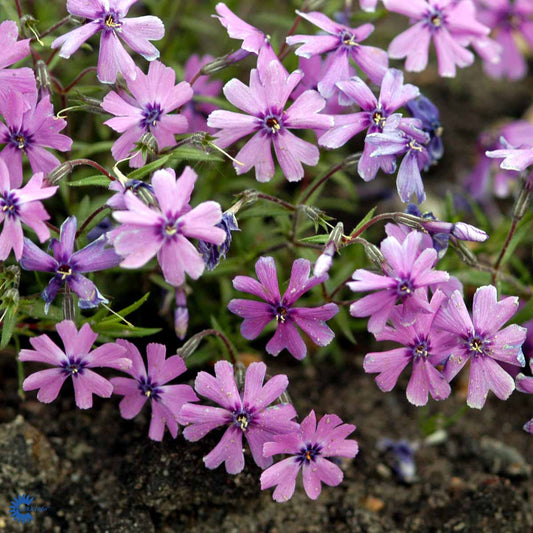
(0, 159, 57, 261)
(365, 116, 432, 203)
(0, 20, 36, 98)
(21, 216, 121, 311)
(466, 121, 533, 198)
(109, 167, 226, 287)
(318, 68, 420, 182)
(207, 59, 332, 182)
(486, 137, 533, 172)
(476, 0, 533, 80)
(260, 410, 358, 502)
(0, 90, 72, 188)
(20, 320, 131, 409)
(286, 10, 388, 97)
(228, 257, 338, 360)
(364, 290, 452, 406)
(182, 54, 223, 133)
(198, 211, 239, 271)
(178, 360, 298, 474)
(349, 230, 449, 334)
(51, 0, 164, 84)
(102, 60, 193, 168)
(434, 285, 526, 409)
(110, 340, 198, 441)
(384, 0, 492, 77)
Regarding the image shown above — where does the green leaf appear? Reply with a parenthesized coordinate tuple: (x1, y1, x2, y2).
(168, 144, 223, 163)
(92, 322, 161, 338)
(127, 155, 170, 180)
(97, 292, 151, 325)
(68, 175, 111, 187)
(1, 306, 18, 348)
(351, 206, 377, 236)
(299, 234, 330, 244)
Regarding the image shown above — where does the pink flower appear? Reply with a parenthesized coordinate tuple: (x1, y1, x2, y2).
(434, 286, 526, 409)
(51, 0, 164, 83)
(228, 257, 338, 360)
(0, 90, 72, 187)
(208, 59, 332, 182)
(0, 159, 57, 261)
(0, 20, 36, 98)
(110, 340, 198, 441)
(261, 410, 358, 502)
(20, 320, 131, 409)
(178, 360, 298, 474)
(109, 167, 226, 287)
(102, 60, 193, 168)
(384, 0, 492, 77)
(286, 10, 388, 93)
(349, 231, 449, 334)
(182, 54, 223, 133)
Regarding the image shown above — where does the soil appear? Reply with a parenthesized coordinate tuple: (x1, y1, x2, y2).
(0, 349, 531, 533)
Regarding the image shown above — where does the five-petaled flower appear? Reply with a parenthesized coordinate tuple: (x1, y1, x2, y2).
(383, 0, 493, 77)
(178, 360, 298, 474)
(228, 257, 339, 360)
(21, 216, 121, 312)
(286, 10, 388, 94)
(51, 0, 164, 83)
(0, 159, 57, 261)
(349, 231, 449, 334)
(102, 60, 193, 168)
(260, 410, 358, 502)
(110, 340, 198, 441)
(208, 59, 333, 182)
(364, 290, 451, 406)
(0, 90, 72, 188)
(109, 167, 226, 287)
(20, 320, 131, 409)
(434, 285, 526, 409)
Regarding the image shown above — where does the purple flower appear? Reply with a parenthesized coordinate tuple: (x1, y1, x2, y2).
(384, 0, 492, 77)
(466, 121, 533, 198)
(434, 285, 526, 409)
(110, 340, 198, 441)
(178, 360, 298, 474)
(51, 0, 164, 84)
(0, 20, 36, 98)
(182, 54, 223, 133)
(515, 358, 533, 434)
(318, 68, 420, 182)
(406, 94, 443, 162)
(228, 257, 338, 360)
(364, 290, 451, 405)
(19, 320, 131, 409)
(0, 90, 72, 188)
(0, 160, 57, 261)
(198, 211, 239, 271)
(260, 410, 358, 502)
(366, 116, 432, 203)
(102, 60, 193, 168)
(21, 216, 121, 312)
(208, 59, 332, 182)
(476, 0, 533, 80)
(109, 167, 226, 287)
(486, 137, 533, 172)
(286, 10, 388, 93)
(349, 231, 449, 334)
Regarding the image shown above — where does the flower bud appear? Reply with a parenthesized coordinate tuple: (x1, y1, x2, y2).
(35, 60, 51, 98)
(174, 288, 188, 340)
(201, 49, 251, 75)
(451, 222, 488, 242)
(47, 161, 73, 184)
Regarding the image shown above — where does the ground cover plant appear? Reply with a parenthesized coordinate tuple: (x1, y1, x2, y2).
(0, 0, 532, 529)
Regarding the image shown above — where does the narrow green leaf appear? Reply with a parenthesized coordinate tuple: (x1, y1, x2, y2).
(351, 206, 377, 236)
(68, 175, 111, 187)
(127, 155, 170, 180)
(299, 234, 330, 244)
(97, 292, 151, 324)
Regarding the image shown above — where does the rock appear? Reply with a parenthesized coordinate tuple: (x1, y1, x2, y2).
(477, 437, 531, 478)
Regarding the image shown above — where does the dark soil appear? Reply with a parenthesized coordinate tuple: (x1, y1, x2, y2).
(0, 350, 531, 533)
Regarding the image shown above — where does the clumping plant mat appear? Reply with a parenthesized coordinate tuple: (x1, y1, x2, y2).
(0, 0, 532, 530)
